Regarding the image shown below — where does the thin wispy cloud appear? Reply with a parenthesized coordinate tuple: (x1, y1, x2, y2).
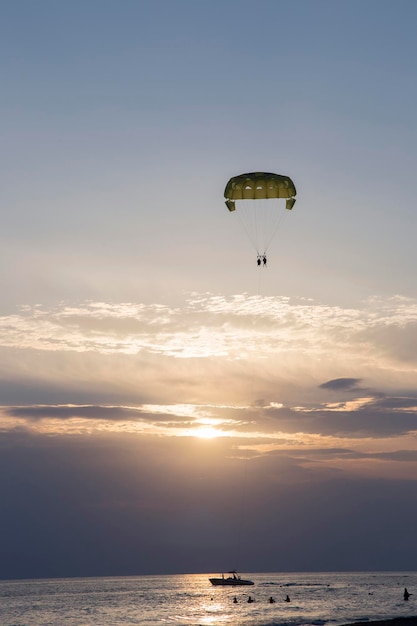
(1, 294, 417, 361)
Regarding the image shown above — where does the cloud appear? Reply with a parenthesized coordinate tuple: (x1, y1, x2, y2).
(1, 294, 416, 364)
(319, 378, 362, 391)
(1, 293, 417, 453)
(262, 399, 417, 439)
(5, 405, 145, 422)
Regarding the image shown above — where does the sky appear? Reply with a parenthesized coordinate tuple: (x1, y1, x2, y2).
(1, 0, 417, 580)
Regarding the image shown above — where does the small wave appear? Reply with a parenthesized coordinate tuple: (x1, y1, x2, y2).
(259, 580, 322, 587)
(281, 582, 326, 587)
(239, 618, 332, 626)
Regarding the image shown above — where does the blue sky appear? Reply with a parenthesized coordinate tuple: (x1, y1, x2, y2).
(1, 0, 417, 579)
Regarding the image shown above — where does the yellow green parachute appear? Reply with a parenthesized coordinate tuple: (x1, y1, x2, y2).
(224, 171, 296, 263)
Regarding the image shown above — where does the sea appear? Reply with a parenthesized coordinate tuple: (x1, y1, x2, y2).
(0, 571, 416, 626)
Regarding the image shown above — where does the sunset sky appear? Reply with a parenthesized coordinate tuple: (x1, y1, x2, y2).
(1, 0, 417, 580)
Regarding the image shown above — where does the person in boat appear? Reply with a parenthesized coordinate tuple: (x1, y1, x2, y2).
(247, 596, 254, 603)
(404, 588, 411, 601)
(268, 596, 275, 603)
(285, 595, 291, 602)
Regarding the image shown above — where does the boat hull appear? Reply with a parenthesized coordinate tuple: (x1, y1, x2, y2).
(209, 577, 254, 586)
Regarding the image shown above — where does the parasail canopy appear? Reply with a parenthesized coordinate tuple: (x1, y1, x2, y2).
(224, 171, 296, 211)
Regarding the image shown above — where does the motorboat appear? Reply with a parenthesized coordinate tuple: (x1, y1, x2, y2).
(209, 570, 254, 586)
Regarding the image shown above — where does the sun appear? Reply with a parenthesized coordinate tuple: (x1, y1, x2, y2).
(195, 426, 219, 439)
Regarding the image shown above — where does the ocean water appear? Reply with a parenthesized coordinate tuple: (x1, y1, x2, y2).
(0, 571, 416, 626)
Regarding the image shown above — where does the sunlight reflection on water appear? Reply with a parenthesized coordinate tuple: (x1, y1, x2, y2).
(0, 572, 416, 626)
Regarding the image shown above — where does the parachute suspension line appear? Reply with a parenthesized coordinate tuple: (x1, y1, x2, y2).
(233, 243, 265, 565)
(263, 204, 290, 255)
(253, 198, 263, 255)
(235, 198, 289, 260)
(235, 208, 261, 257)
(255, 198, 286, 255)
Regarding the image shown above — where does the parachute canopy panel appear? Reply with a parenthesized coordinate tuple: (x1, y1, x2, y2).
(224, 172, 296, 211)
